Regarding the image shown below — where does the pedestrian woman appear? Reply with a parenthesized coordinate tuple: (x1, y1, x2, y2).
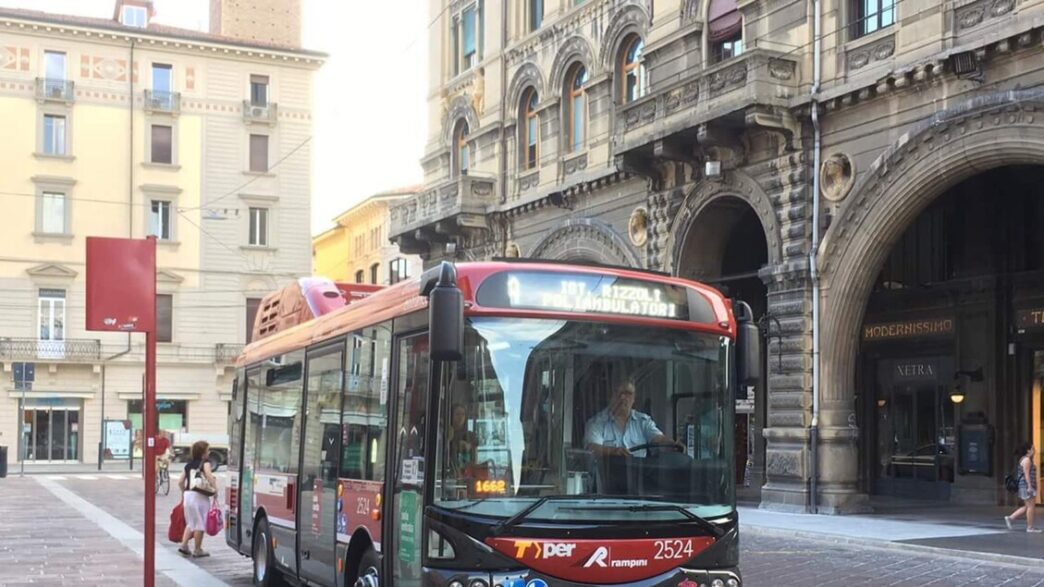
(1005, 442, 1041, 533)
(178, 440, 218, 556)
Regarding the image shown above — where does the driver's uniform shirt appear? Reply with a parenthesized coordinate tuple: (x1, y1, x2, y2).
(584, 409, 663, 458)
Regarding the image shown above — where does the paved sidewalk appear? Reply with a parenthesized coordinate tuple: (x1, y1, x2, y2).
(741, 505, 1044, 564)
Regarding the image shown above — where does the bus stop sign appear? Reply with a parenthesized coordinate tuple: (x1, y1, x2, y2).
(85, 237, 156, 332)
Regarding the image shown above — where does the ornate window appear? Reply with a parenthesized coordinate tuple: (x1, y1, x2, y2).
(565, 64, 588, 153)
(452, 1, 484, 75)
(852, 0, 895, 39)
(619, 35, 647, 104)
(708, 0, 743, 63)
(453, 120, 470, 176)
(529, 0, 543, 32)
(520, 88, 539, 170)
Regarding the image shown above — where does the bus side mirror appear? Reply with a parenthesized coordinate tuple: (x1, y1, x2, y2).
(422, 262, 464, 362)
(734, 301, 761, 400)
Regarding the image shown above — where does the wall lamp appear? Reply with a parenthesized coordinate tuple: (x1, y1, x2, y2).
(951, 367, 984, 404)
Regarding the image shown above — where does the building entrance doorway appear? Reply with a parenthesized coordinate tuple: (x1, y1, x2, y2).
(21, 399, 81, 462)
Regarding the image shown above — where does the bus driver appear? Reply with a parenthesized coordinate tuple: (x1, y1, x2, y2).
(584, 379, 683, 458)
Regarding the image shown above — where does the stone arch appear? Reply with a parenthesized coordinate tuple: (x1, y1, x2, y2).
(506, 62, 545, 114)
(530, 217, 641, 266)
(599, 3, 651, 72)
(441, 95, 480, 144)
(548, 35, 596, 98)
(817, 89, 1044, 430)
(663, 170, 783, 276)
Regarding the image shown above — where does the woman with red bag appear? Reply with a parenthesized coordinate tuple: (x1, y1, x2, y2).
(176, 441, 218, 557)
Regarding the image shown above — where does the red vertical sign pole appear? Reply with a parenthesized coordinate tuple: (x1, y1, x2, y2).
(85, 236, 158, 587)
(144, 327, 156, 587)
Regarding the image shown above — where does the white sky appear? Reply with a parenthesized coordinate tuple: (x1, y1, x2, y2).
(0, 0, 428, 233)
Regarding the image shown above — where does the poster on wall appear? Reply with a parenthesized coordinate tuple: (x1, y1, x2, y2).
(104, 420, 132, 459)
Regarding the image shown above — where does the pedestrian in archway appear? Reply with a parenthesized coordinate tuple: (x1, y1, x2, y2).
(1005, 442, 1040, 533)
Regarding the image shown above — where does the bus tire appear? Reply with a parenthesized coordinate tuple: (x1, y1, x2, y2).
(353, 548, 380, 587)
(252, 518, 286, 587)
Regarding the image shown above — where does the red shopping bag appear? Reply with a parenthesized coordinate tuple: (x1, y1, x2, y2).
(168, 502, 185, 543)
(205, 506, 224, 537)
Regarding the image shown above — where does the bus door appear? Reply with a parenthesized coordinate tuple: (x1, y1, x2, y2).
(298, 345, 345, 585)
(388, 334, 430, 586)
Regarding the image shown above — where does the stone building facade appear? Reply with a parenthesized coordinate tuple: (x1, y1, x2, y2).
(393, 0, 1044, 513)
(0, 0, 322, 465)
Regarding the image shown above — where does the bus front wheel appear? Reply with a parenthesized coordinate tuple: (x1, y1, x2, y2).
(354, 548, 380, 587)
(252, 518, 286, 587)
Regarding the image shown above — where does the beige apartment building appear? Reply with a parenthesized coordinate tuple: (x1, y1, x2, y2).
(0, 0, 323, 464)
(313, 186, 424, 285)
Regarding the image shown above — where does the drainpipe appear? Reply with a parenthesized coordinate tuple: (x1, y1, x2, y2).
(98, 337, 132, 471)
(129, 39, 135, 237)
(809, 0, 823, 514)
(498, 0, 509, 215)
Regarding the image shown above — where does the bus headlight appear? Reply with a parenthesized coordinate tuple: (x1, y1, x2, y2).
(711, 580, 725, 587)
(726, 579, 739, 587)
(448, 582, 465, 587)
(469, 581, 489, 587)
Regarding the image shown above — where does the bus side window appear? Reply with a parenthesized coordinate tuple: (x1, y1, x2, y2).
(259, 351, 304, 473)
(342, 326, 390, 482)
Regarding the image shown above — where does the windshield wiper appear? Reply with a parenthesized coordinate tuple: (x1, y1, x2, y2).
(556, 503, 724, 538)
(490, 494, 617, 535)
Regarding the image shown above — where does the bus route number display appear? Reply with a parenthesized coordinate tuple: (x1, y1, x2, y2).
(477, 271, 691, 320)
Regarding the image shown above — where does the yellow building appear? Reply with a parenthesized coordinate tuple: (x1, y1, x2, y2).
(0, 0, 323, 465)
(313, 186, 424, 285)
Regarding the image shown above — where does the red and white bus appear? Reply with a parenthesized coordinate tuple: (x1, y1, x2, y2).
(225, 261, 760, 587)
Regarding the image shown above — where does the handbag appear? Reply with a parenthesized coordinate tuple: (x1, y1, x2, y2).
(205, 505, 224, 537)
(190, 468, 217, 497)
(168, 502, 186, 543)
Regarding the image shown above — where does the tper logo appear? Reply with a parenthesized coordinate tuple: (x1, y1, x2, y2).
(583, 546, 609, 568)
(513, 541, 577, 559)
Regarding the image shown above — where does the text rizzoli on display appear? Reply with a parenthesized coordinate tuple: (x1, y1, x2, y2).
(475, 271, 717, 323)
(862, 317, 955, 342)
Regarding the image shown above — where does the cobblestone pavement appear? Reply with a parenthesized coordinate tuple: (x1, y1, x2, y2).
(741, 533, 1044, 586)
(5, 472, 1044, 586)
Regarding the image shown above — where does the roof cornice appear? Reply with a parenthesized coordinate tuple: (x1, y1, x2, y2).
(0, 12, 326, 67)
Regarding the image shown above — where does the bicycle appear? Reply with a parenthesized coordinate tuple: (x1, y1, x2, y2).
(155, 459, 170, 496)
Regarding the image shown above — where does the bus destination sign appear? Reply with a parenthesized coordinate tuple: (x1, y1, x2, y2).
(476, 271, 694, 321)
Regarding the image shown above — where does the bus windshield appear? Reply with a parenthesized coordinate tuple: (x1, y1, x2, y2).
(434, 317, 734, 523)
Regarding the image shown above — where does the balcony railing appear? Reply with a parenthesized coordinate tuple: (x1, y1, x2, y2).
(0, 338, 100, 361)
(389, 174, 497, 251)
(144, 89, 181, 114)
(35, 78, 75, 103)
(215, 343, 245, 363)
(242, 100, 278, 125)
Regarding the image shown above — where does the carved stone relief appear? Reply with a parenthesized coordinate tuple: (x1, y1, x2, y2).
(820, 153, 855, 203)
(628, 207, 649, 247)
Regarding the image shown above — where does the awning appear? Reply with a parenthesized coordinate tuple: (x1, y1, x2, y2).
(708, 0, 742, 42)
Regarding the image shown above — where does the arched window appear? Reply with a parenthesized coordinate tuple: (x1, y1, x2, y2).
(565, 64, 588, 153)
(619, 35, 647, 104)
(453, 121, 470, 176)
(708, 0, 743, 63)
(520, 88, 539, 170)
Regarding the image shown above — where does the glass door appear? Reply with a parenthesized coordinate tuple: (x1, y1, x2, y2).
(50, 409, 67, 461)
(389, 335, 430, 587)
(298, 347, 344, 585)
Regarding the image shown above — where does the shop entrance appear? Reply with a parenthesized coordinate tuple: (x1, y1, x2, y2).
(20, 399, 81, 462)
(870, 357, 955, 499)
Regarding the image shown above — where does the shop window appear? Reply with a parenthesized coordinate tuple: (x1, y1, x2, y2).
(128, 399, 188, 435)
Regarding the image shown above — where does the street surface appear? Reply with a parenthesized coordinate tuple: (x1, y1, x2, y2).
(2, 473, 1044, 586)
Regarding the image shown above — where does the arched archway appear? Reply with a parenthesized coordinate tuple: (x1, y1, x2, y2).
(671, 185, 774, 500)
(530, 218, 640, 266)
(816, 91, 1044, 511)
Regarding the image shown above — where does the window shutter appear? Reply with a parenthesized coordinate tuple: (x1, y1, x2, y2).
(708, 0, 742, 42)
